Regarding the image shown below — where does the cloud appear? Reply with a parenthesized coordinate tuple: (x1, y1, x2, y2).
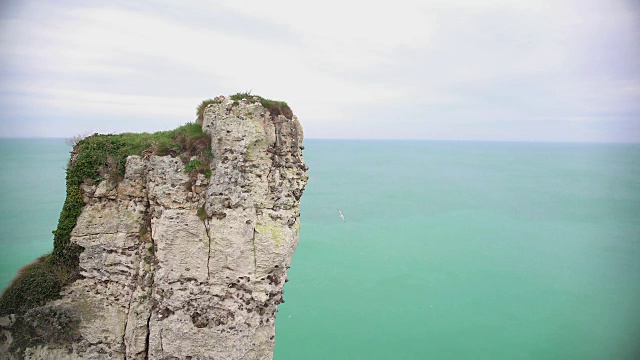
(0, 0, 638, 141)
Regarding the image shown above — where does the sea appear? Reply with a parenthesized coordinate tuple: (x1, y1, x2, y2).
(1, 138, 639, 359)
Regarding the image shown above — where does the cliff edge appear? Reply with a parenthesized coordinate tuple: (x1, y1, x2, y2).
(0, 94, 309, 359)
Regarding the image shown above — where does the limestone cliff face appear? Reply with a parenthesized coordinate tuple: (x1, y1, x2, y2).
(0, 96, 308, 359)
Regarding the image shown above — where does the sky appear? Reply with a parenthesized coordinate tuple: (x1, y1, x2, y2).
(0, 0, 639, 142)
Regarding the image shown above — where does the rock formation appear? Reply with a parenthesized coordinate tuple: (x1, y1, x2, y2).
(0, 95, 308, 359)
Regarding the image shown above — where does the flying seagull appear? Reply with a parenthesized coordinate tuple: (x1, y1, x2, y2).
(338, 209, 345, 222)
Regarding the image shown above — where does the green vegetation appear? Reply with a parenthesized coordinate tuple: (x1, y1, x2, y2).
(184, 158, 211, 178)
(0, 256, 74, 316)
(139, 225, 149, 237)
(9, 305, 81, 353)
(196, 98, 220, 124)
(229, 92, 289, 108)
(0, 122, 212, 317)
(196, 206, 207, 220)
(195, 92, 293, 123)
(185, 159, 203, 173)
(230, 92, 293, 119)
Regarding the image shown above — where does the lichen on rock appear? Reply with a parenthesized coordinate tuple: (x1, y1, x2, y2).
(0, 94, 308, 359)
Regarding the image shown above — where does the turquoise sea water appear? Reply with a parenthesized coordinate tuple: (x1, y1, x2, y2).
(0, 139, 68, 288)
(276, 140, 640, 359)
(1, 139, 639, 359)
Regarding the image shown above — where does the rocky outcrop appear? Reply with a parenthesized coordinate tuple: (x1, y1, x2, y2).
(0, 96, 308, 359)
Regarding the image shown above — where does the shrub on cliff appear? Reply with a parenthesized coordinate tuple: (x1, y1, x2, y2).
(0, 255, 72, 316)
(196, 99, 219, 124)
(230, 92, 293, 119)
(196, 93, 293, 123)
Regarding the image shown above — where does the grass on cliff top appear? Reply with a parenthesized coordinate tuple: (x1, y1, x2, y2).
(0, 122, 211, 317)
(196, 92, 292, 123)
(66, 122, 211, 186)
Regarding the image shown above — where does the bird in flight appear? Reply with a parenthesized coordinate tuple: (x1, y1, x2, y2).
(338, 209, 345, 222)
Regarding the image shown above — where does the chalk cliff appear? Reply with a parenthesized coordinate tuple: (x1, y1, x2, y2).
(0, 95, 308, 359)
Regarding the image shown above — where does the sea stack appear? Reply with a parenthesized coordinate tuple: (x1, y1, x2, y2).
(0, 94, 309, 359)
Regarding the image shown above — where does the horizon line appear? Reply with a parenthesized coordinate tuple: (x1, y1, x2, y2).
(1, 136, 639, 145)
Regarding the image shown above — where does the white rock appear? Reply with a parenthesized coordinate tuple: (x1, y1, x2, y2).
(5, 97, 308, 360)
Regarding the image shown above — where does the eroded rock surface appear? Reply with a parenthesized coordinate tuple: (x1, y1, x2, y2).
(0, 96, 308, 359)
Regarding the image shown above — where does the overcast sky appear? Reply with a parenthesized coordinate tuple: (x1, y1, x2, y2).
(1, 0, 639, 142)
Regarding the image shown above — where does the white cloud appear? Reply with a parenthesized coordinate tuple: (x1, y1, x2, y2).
(0, 0, 638, 141)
